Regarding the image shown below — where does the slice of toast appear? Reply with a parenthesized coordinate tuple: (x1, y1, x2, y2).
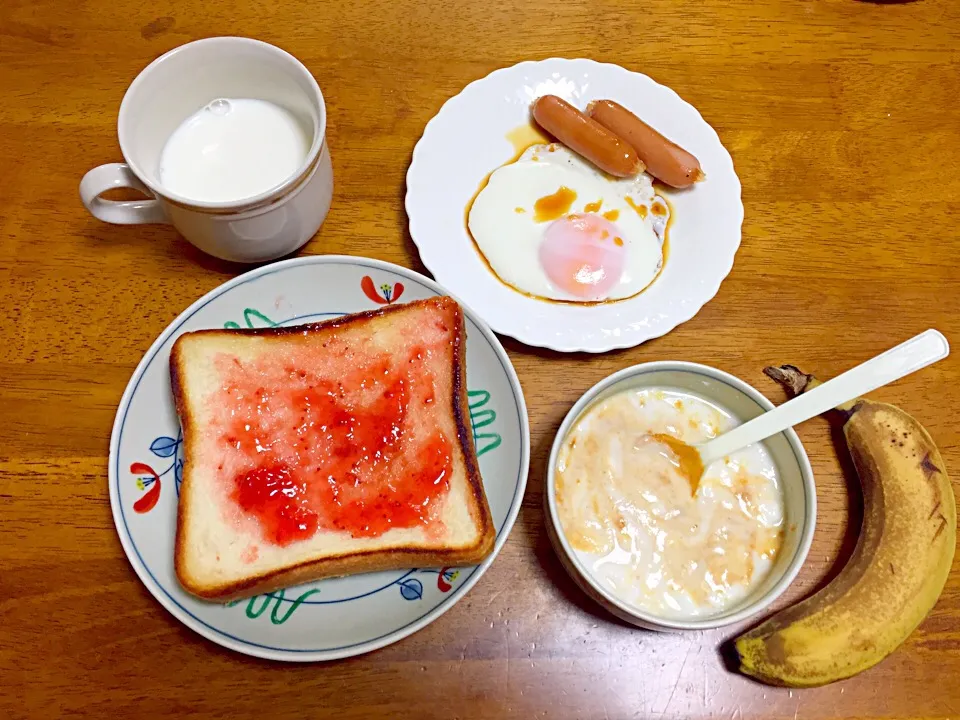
(170, 296, 496, 601)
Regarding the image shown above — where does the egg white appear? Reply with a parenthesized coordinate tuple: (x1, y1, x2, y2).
(519, 144, 657, 206)
(468, 144, 664, 301)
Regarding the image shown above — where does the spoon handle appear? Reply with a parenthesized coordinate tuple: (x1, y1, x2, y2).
(699, 329, 950, 464)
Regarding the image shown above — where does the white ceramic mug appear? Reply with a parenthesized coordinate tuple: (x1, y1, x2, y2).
(79, 37, 333, 263)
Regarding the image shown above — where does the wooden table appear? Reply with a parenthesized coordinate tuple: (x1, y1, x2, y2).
(3, 0, 959, 717)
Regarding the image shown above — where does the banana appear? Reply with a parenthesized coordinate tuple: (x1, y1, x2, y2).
(734, 364, 956, 687)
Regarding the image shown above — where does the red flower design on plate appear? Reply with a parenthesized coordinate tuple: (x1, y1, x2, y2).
(437, 567, 459, 592)
(131, 462, 161, 513)
(361, 275, 404, 305)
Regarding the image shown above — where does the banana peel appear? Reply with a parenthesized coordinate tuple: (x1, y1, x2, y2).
(733, 365, 956, 688)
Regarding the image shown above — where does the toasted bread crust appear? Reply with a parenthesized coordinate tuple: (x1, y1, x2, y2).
(170, 297, 495, 601)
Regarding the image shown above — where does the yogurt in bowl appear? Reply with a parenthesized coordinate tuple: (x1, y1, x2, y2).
(546, 362, 815, 631)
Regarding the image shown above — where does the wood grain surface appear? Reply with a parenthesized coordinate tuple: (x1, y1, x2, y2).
(2, 0, 959, 717)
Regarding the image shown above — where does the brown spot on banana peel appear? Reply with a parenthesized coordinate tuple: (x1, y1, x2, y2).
(764, 634, 787, 665)
(932, 516, 948, 543)
(921, 453, 942, 477)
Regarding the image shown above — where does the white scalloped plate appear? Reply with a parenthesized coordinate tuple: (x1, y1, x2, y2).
(108, 256, 529, 661)
(406, 58, 743, 353)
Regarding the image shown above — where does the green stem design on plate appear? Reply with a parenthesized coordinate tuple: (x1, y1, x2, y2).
(468, 390, 502, 457)
(224, 308, 278, 330)
(225, 588, 322, 625)
(244, 593, 273, 619)
(270, 589, 321, 624)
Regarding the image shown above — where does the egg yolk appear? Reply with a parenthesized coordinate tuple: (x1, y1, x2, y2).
(538, 214, 626, 300)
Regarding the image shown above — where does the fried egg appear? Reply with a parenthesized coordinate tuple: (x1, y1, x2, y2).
(468, 144, 666, 302)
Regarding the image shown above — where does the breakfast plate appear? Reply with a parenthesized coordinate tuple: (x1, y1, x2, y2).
(406, 58, 743, 352)
(108, 256, 529, 661)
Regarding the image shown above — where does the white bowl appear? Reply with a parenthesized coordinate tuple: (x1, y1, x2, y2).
(545, 362, 816, 631)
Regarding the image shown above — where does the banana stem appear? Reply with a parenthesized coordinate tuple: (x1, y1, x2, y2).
(764, 364, 860, 414)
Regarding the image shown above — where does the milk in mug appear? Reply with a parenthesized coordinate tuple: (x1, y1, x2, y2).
(158, 98, 311, 203)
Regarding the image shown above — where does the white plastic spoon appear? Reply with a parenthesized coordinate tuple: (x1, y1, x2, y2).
(661, 329, 950, 493)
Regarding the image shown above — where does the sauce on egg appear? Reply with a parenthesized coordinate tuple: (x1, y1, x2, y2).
(625, 196, 648, 219)
(555, 388, 784, 619)
(505, 123, 551, 155)
(463, 124, 675, 306)
(534, 186, 578, 223)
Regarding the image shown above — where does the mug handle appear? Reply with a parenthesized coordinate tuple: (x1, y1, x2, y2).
(79, 163, 169, 225)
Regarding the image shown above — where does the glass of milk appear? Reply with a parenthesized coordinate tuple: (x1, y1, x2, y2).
(80, 37, 333, 263)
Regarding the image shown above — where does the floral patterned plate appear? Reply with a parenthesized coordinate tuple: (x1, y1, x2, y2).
(108, 256, 529, 661)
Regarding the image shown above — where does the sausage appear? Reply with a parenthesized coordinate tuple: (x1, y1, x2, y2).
(586, 99, 704, 188)
(532, 95, 643, 178)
